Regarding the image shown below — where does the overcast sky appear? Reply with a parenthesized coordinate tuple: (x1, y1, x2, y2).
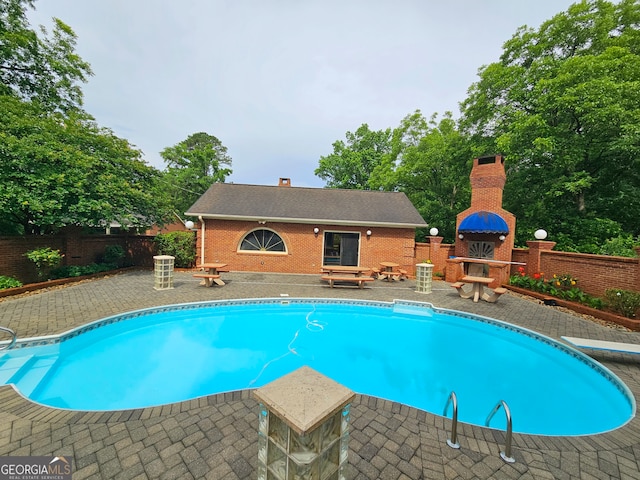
(28, 0, 577, 188)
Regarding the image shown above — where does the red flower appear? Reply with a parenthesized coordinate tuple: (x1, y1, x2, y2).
(533, 273, 541, 280)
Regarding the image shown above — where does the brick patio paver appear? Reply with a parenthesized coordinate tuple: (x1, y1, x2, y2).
(1, 270, 639, 479)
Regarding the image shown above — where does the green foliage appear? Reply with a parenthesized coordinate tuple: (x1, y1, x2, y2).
(49, 262, 116, 279)
(373, 111, 472, 243)
(0, 0, 92, 112)
(461, 0, 640, 250)
(509, 268, 601, 307)
(598, 234, 639, 257)
(315, 124, 392, 190)
(0, 95, 172, 234)
(102, 245, 126, 267)
(154, 231, 196, 268)
(24, 247, 64, 279)
(0, 1, 172, 235)
(0, 275, 22, 290)
(161, 132, 232, 215)
(605, 288, 640, 318)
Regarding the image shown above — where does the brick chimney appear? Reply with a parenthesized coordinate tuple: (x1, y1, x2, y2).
(469, 155, 506, 211)
(278, 178, 291, 187)
(451, 154, 517, 285)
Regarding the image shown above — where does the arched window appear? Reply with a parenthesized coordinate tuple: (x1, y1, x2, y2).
(239, 229, 286, 252)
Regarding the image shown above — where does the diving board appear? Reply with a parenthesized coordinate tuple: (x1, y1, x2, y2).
(561, 336, 640, 355)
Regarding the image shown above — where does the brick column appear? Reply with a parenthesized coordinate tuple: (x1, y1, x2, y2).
(525, 240, 556, 276)
(427, 236, 444, 274)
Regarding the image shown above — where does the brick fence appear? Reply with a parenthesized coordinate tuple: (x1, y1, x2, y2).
(2, 232, 638, 298)
(0, 232, 156, 284)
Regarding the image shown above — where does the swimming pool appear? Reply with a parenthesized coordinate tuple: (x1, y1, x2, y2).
(0, 298, 634, 436)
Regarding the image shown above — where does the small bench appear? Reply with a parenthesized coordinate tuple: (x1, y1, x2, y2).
(321, 275, 375, 289)
(398, 269, 408, 280)
(193, 273, 223, 287)
(483, 287, 507, 303)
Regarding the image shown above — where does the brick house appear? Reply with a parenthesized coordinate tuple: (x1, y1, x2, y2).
(185, 178, 428, 274)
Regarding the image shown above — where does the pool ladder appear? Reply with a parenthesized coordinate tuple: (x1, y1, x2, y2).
(485, 400, 515, 463)
(442, 392, 516, 463)
(0, 326, 17, 351)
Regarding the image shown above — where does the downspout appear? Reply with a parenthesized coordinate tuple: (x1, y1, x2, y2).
(199, 216, 205, 264)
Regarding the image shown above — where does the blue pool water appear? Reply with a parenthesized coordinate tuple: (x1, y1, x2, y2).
(0, 299, 634, 436)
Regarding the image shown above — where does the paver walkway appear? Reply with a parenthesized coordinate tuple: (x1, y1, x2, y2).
(0, 270, 639, 479)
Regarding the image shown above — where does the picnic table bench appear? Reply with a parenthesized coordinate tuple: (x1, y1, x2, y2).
(193, 273, 222, 287)
(194, 262, 228, 287)
(321, 275, 375, 289)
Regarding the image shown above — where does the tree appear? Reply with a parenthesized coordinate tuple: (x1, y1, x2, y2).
(371, 111, 472, 242)
(0, 95, 170, 234)
(315, 124, 392, 189)
(0, 0, 92, 112)
(461, 0, 640, 249)
(160, 132, 232, 216)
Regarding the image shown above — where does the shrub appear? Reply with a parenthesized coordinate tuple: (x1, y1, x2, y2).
(605, 289, 640, 318)
(102, 244, 126, 267)
(24, 247, 64, 279)
(154, 231, 196, 268)
(0, 275, 22, 290)
(50, 263, 116, 279)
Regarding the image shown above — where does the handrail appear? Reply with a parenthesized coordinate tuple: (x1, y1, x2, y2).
(485, 400, 515, 463)
(0, 326, 17, 351)
(442, 391, 460, 449)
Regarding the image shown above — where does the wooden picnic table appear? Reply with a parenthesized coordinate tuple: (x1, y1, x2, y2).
(194, 263, 228, 286)
(379, 262, 401, 281)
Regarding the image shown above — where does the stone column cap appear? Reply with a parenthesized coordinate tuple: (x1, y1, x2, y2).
(253, 366, 355, 435)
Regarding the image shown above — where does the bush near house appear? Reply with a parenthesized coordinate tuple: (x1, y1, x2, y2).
(154, 231, 196, 268)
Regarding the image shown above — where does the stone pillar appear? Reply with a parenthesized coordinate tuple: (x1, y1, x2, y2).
(525, 241, 556, 276)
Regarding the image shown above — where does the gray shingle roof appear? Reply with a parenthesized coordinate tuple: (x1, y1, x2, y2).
(186, 183, 427, 228)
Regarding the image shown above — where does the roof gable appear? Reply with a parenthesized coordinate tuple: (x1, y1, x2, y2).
(186, 183, 427, 228)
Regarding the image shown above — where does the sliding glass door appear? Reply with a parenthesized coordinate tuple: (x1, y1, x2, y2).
(323, 232, 360, 266)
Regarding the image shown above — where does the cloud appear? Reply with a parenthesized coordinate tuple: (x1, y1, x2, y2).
(28, 0, 577, 187)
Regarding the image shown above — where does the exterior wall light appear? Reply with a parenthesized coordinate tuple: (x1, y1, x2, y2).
(313, 227, 320, 236)
(185, 220, 195, 230)
(429, 227, 439, 236)
(458, 233, 464, 240)
(534, 229, 548, 240)
(499, 235, 506, 241)
(366, 230, 372, 236)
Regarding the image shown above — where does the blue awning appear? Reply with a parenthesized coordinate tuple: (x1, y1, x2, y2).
(458, 211, 509, 234)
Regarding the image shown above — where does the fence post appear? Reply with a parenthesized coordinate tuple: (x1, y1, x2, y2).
(525, 240, 556, 276)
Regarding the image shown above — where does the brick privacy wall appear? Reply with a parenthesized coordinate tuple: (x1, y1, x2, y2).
(0, 235, 156, 283)
(415, 242, 455, 276)
(509, 248, 639, 297)
(539, 250, 639, 298)
(196, 219, 416, 274)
